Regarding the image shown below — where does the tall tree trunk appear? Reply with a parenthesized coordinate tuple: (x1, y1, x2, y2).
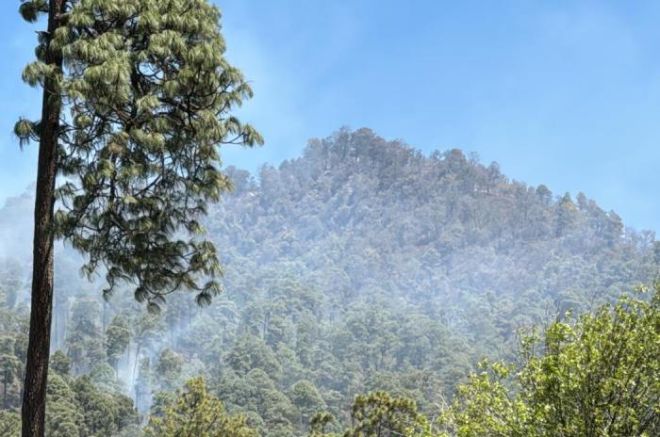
(22, 1, 64, 436)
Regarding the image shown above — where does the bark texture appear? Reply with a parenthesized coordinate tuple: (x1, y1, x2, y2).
(21, 1, 64, 435)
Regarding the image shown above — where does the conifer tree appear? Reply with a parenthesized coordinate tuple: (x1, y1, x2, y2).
(15, 1, 262, 435)
(144, 377, 257, 437)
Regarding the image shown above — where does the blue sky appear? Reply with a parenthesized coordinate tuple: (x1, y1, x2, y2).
(1, 0, 659, 232)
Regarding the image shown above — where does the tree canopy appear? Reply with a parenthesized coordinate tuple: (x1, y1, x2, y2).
(17, 0, 262, 308)
(437, 285, 660, 437)
(144, 377, 257, 437)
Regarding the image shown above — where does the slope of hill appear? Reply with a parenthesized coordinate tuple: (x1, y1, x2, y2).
(212, 127, 657, 347)
(0, 128, 657, 435)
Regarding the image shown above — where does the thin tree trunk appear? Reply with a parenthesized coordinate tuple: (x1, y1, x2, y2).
(22, 1, 64, 435)
(3, 367, 8, 409)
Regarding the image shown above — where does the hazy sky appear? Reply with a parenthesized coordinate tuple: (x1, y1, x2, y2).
(1, 0, 659, 232)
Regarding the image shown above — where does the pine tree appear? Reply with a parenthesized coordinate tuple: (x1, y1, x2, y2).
(345, 391, 429, 437)
(15, 1, 262, 435)
(144, 377, 257, 437)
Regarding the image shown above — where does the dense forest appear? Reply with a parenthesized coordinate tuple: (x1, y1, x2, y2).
(0, 129, 657, 435)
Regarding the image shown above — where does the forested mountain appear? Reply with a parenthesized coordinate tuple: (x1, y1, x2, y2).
(0, 128, 657, 436)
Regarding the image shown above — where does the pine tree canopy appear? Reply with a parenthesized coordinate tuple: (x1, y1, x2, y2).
(16, 0, 262, 310)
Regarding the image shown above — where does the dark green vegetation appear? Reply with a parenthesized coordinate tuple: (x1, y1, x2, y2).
(0, 129, 658, 435)
(15, 0, 260, 434)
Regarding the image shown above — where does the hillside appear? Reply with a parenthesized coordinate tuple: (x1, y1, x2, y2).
(212, 127, 657, 355)
(0, 128, 657, 436)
